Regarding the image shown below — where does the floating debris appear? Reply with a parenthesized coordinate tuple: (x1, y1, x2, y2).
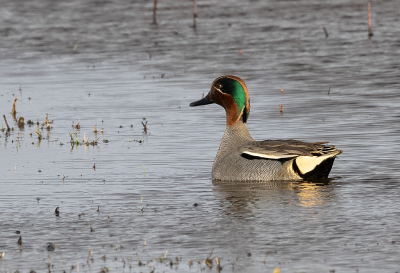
(83, 134, 99, 146)
(273, 267, 281, 273)
(69, 132, 79, 145)
(17, 236, 22, 246)
(55, 207, 59, 216)
(18, 117, 24, 128)
(15, 230, 20, 234)
(46, 242, 56, 251)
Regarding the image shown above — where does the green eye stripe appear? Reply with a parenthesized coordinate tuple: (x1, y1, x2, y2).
(217, 78, 246, 114)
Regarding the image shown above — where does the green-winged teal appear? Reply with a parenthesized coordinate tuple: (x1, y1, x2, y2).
(190, 75, 342, 181)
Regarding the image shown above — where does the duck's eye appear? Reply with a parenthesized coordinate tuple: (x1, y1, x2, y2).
(216, 83, 223, 89)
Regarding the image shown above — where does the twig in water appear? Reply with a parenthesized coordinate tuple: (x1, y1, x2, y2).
(153, 0, 157, 24)
(193, 0, 197, 28)
(208, 248, 214, 258)
(3, 115, 10, 131)
(36, 128, 42, 140)
(368, 2, 373, 37)
(142, 121, 148, 134)
(298, 31, 301, 48)
(45, 114, 50, 130)
(11, 96, 17, 116)
(216, 257, 222, 272)
(323, 27, 329, 38)
(328, 87, 331, 95)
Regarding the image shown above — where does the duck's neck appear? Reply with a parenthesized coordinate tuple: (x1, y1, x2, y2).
(221, 121, 254, 148)
(213, 121, 254, 171)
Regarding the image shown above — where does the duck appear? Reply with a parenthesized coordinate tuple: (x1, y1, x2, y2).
(190, 75, 342, 181)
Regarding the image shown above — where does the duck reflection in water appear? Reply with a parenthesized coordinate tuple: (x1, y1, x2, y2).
(213, 179, 337, 217)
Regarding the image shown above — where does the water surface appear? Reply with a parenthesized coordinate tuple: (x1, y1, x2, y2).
(1, 0, 400, 272)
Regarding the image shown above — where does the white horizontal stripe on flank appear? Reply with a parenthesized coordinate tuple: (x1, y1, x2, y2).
(243, 151, 296, 160)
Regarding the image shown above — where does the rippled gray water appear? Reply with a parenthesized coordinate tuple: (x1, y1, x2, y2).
(1, 0, 400, 272)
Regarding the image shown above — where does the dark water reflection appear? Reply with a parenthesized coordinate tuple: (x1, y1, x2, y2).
(1, 0, 400, 272)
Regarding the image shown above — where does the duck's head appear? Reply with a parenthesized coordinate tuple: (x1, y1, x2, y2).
(190, 75, 250, 126)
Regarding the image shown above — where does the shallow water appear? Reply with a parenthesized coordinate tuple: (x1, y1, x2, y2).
(1, 0, 400, 272)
